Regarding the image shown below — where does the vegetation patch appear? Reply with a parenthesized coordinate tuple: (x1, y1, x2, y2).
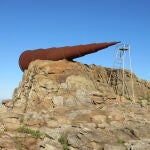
(16, 142, 22, 150)
(17, 126, 45, 139)
(117, 138, 125, 144)
(12, 136, 23, 150)
(58, 135, 68, 150)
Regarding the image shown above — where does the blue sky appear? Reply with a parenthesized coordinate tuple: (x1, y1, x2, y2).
(0, 0, 150, 100)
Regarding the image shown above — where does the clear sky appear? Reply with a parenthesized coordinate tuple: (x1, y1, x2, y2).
(0, 0, 150, 100)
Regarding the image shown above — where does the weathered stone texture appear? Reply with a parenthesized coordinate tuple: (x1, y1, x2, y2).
(0, 60, 150, 149)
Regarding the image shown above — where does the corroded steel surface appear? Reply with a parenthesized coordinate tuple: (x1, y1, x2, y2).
(19, 42, 119, 71)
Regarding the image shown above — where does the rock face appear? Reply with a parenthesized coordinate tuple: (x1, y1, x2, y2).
(1, 60, 150, 150)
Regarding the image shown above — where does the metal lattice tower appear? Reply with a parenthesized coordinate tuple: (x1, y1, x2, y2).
(108, 44, 135, 101)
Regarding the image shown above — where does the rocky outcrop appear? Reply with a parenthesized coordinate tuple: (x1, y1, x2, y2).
(0, 60, 150, 150)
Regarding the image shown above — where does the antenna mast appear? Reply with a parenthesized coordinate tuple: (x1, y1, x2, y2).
(108, 44, 135, 101)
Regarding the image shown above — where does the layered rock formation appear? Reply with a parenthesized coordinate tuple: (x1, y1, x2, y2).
(0, 60, 150, 150)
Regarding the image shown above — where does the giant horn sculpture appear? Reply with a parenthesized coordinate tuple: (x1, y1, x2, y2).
(19, 41, 119, 71)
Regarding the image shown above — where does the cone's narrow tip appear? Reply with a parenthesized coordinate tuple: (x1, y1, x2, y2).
(107, 41, 121, 45)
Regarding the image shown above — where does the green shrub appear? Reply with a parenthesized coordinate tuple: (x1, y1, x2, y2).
(117, 138, 125, 144)
(17, 127, 45, 139)
(58, 135, 68, 150)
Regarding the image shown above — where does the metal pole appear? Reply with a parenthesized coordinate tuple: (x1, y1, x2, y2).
(122, 47, 125, 100)
(128, 45, 135, 102)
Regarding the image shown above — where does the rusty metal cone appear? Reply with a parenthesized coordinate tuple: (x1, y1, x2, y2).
(19, 41, 120, 71)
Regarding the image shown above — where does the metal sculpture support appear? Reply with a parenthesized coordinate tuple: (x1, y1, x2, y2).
(108, 44, 135, 101)
(19, 41, 119, 71)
